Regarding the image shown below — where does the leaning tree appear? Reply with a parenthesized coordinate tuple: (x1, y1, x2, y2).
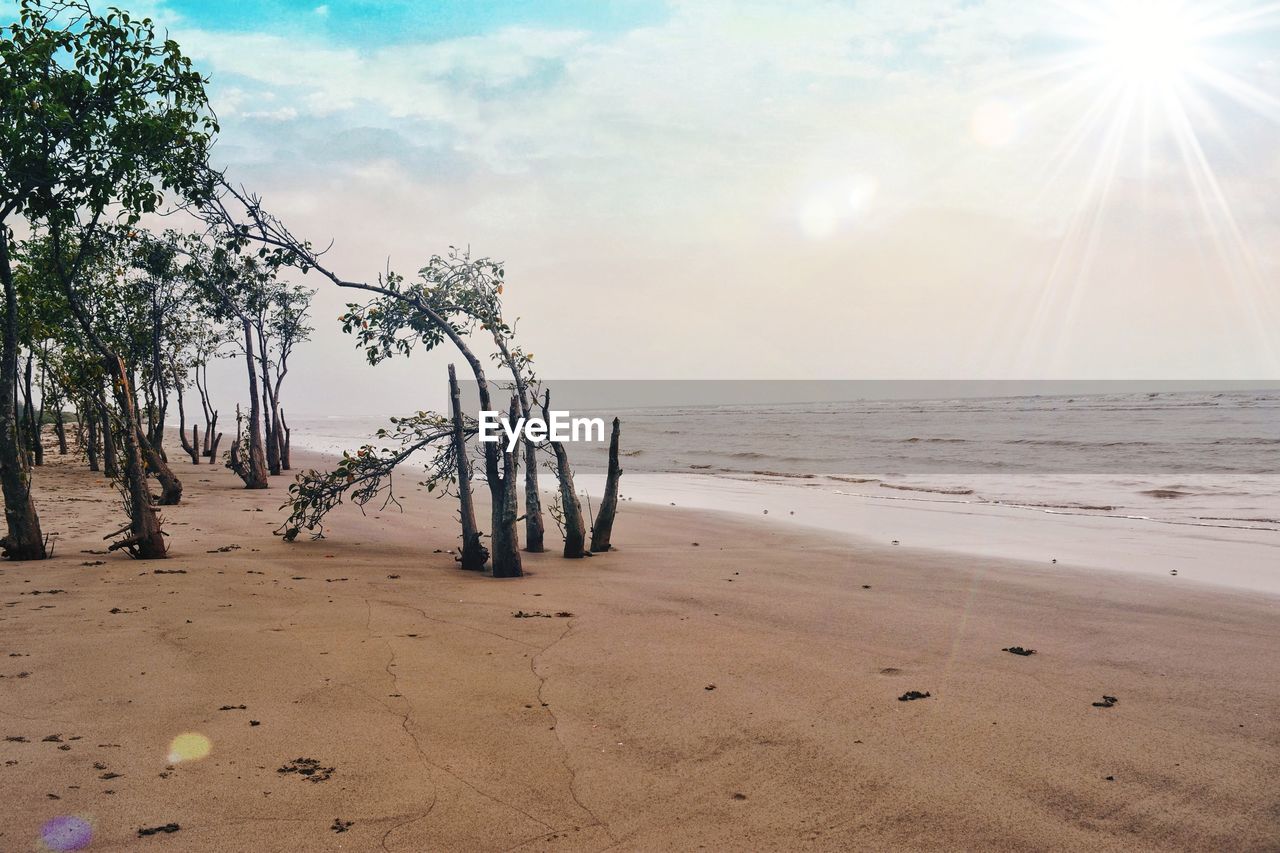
(198, 183, 530, 577)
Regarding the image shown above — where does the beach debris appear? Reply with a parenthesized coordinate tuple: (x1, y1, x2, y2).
(217, 704, 247, 711)
(153, 569, 187, 574)
(1105, 775, 1115, 781)
(1051, 558, 1057, 564)
(861, 584, 872, 589)
(1002, 646, 1037, 656)
(41, 734, 62, 742)
(1170, 569, 1178, 576)
(898, 691, 931, 702)
(5, 735, 28, 742)
(387, 574, 400, 579)
(137, 823, 181, 837)
(206, 544, 240, 553)
(1092, 695, 1119, 708)
(731, 792, 747, 800)
(331, 818, 353, 833)
(691, 542, 699, 547)
(891, 540, 899, 545)
(705, 684, 716, 691)
(250, 720, 261, 727)
(278, 757, 335, 782)
(554, 611, 574, 618)
(99, 771, 122, 780)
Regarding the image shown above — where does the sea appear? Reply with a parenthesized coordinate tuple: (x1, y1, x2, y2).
(290, 386, 1280, 532)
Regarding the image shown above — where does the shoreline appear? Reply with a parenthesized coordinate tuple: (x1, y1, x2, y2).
(568, 470, 1280, 596)
(1, 448, 1277, 849)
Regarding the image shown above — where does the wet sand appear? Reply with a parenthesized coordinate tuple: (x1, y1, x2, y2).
(1, 449, 1278, 851)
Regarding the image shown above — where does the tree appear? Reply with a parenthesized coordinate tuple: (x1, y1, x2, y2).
(0, 0, 217, 558)
(198, 183, 526, 577)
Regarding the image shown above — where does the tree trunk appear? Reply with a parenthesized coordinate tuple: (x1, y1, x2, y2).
(590, 417, 622, 553)
(100, 401, 118, 479)
(494, 339, 545, 553)
(0, 229, 46, 560)
(105, 357, 166, 559)
(86, 412, 100, 472)
(197, 362, 216, 457)
(521, 436, 545, 552)
(276, 409, 290, 470)
(175, 385, 200, 464)
(53, 409, 67, 455)
(449, 364, 487, 571)
(541, 390, 587, 558)
(136, 423, 182, 505)
(260, 342, 280, 475)
(239, 319, 269, 488)
(488, 395, 524, 577)
(451, 336, 520, 578)
(23, 355, 42, 467)
(207, 429, 222, 465)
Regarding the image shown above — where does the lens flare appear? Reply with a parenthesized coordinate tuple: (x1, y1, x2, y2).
(39, 816, 93, 852)
(971, 99, 1020, 148)
(167, 732, 212, 764)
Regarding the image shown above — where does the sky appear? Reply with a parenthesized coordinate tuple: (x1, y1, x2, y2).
(12, 0, 1280, 412)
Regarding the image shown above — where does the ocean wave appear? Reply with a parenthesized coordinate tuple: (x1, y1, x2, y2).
(880, 483, 975, 496)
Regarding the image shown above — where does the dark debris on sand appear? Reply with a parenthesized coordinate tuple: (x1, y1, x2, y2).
(137, 823, 180, 837)
(1092, 695, 1119, 708)
(898, 691, 931, 702)
(278, 757, 335, 782)
(1003, 646, 1037, 656)
(331, 818, 353, 833)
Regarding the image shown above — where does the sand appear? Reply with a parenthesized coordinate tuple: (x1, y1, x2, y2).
(1, 448, 1278, 851)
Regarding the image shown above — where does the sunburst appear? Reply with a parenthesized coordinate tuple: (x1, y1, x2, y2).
(994, 1, 1280, 371)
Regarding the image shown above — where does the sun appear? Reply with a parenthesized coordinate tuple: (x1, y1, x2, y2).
(1096, 1, 1204, 87)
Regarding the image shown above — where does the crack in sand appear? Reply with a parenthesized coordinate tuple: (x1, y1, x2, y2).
(364, 600, 556, 851)
(369, 600, 440, 852)
(527, 617, 617, 846)
(390, 599, 539, 649)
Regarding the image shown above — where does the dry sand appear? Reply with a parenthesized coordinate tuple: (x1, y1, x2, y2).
(1, 448, 1278, 851)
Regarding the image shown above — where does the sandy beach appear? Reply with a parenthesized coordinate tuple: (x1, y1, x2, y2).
(1, 447, 1276, 851)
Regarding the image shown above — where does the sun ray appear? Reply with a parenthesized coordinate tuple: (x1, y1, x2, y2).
(997, 0, 1280, 372)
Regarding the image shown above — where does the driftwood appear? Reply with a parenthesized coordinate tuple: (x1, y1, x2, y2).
(590, 417, 622, 553)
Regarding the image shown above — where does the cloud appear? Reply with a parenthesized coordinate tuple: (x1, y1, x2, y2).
(159, 0, 1280, 388)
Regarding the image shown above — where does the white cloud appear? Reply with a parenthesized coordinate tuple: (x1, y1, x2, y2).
(164, 0, 1280, 385)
